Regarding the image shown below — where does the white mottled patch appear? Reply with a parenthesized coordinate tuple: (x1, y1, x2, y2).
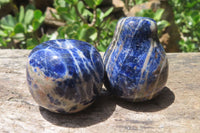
(104, 18, 127, 66)
(149, 56, 168, 99)
(56, 40, 63, 48)
(52, 55, 58, 60)
(68, 50, 82, 78)
(139, 38, 155, 82)
(64, 40, 74, 49)
(66, 49, 88, 101)
(28, 62, 94, 113)
(149, 20, 156, 32)
(76, 48, 91, 74)
(78, 51, 84, 58)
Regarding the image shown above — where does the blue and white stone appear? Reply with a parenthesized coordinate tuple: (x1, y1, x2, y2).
(103, 17, 168, 101)
(26, 39, 104, 113)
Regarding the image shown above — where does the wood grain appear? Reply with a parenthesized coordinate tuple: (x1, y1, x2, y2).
(0, 50, 199, 132)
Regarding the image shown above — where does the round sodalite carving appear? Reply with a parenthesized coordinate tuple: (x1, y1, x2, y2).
(26, 39, 104, 113)
(103, 17, 168, 101)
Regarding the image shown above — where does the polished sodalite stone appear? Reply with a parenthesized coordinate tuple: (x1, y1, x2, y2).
(103, 17, 168, 101)
(26, 39, 104, 113)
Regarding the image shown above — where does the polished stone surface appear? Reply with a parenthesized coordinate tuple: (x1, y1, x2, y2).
(104, 17, 168, 101)
(0, 50, 200, 132)
(26, 39, 104, 113)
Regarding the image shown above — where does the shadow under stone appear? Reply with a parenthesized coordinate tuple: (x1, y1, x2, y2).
(39, 95, 116, 128)
(116, 87, 175, 112)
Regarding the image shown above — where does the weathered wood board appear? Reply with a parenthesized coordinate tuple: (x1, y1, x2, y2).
(0, 50, 200, 132)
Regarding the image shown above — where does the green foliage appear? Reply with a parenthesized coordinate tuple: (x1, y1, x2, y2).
(53, 0, 117, 51)
(0, 0, 116, 51)
(170, 0, 200, 52)
(135, 0, 147, 4)
(0, 5, 45, 49)
(0, 0, 10, 7)
(135, 9, 170, 37)
(122, 0, 148, 11)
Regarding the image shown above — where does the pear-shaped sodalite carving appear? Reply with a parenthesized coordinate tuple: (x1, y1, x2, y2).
(103, 17, 168, 101)
(26, 39, 104, 113)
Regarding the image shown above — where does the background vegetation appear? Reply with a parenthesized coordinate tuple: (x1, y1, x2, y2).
(0, 0, 199, 52)
(169, 0, 200, 52)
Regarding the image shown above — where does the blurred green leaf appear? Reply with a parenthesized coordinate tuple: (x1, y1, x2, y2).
(55, 0, 66, 7)
(77, 1, 84, 14)
(57, 27, 66, 39)
(103, 7, 114, 19)
(0, 30, 7, 37)
(78, 25, 96, 42)
(12, 33, 25, 40)
(0, 15, 16, 28)
(186, 1, 197, 8)
(182, 27, 190, 33)
(19, 6, 24, 23)
(58, 6, 77, 22)
(97, 44, 107, 52)
(83, 9, 93, 17)
(70, 7, 77, 20)
(24, 9, 34, 25)
(0, 37, 8, 47)
(26, 38, 39, 49)
(154, 9, 165, 21)
(0, 25, 13, 31)
(34, 10, 42, 20)
(65, 0, 78, 5)
(65, 23, 79, 37)
(32, 20, 40, 31)
(135, 0, 147, 4)
(57, 7, 68, 16)
(96, 8, 104, 24)
(157, 20, 170, 31)
(89, 32, 97, 41)
(40, 35, 49, 43)
(95, 0, 103, 6)
(50, 9, 61, 20)
(34, 10, 45, 24)
(84, 0, 95, 8)
(25, 4, 35, 10)
(0, 0, 10, 5)
(135, 9, 152, 18)
(14, 23, 25, 33)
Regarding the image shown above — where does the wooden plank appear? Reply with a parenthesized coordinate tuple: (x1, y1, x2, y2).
(0, 50, 200, 132)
